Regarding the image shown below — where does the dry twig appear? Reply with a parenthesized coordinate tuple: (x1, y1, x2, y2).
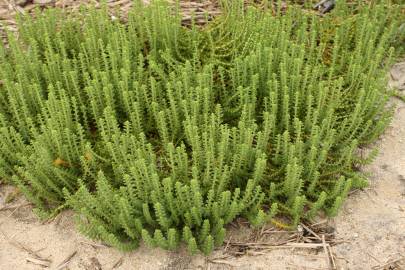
(0, 202, 31, 212)
(372, 256, 405, 270)
(111, 257, 123, 269)
(55, 250, 77, 270)
(80, 240, 108, 249)
(321, 235, 333, 269)
(301, 223, 322, 241)
(0, 228, 49, 262)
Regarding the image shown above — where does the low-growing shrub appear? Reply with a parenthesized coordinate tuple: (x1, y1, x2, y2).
(0, 0, 403, 254)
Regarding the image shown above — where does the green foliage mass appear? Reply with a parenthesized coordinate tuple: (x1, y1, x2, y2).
(0, 0, 403, 254)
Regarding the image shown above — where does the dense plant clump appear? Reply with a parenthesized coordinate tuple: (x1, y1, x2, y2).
(0, 0, 403, 254)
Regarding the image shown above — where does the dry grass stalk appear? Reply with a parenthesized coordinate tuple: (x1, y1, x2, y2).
(26, 257, 51, 268)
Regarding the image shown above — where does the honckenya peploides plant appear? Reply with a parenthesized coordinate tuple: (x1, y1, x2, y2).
(0, 0, 403, 254)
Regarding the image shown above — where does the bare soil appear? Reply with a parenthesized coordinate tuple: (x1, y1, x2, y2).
(0, 2, 404, 268)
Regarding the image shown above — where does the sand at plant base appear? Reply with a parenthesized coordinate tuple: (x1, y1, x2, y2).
(1, 66, 404, 269)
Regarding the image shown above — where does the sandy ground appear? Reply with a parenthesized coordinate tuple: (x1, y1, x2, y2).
(0, 66, 405, 269)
